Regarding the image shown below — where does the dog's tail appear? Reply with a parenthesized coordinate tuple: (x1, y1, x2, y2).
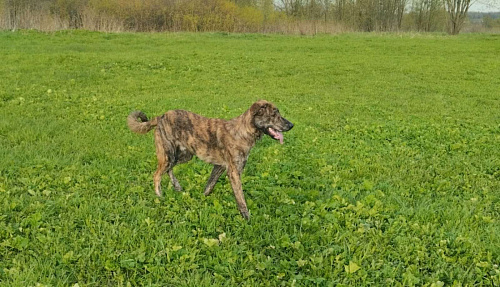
(127, 111, 158, 134)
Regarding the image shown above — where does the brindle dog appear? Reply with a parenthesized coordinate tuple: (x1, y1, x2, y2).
(127, 100, 293, 220)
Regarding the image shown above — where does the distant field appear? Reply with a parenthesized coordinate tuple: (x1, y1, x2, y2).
(0, 31, 499, 286)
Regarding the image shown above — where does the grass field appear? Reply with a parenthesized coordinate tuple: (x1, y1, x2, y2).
(0, 30, 499, 286)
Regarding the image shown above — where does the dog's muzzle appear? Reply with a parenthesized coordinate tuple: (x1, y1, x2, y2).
(267, 119, 293, 145)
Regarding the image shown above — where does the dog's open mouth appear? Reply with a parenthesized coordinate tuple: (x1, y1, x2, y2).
(268, 128, 284, 144)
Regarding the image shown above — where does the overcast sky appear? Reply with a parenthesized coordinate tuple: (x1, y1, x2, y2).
(469, 0, 500, 12)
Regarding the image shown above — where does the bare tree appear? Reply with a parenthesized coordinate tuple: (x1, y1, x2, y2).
(443, 0, 474, 34)
(395, 0, 408, 29)
(413, 0, 443, 31)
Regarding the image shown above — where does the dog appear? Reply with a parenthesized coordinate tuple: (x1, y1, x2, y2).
(127, 100, 294, 220)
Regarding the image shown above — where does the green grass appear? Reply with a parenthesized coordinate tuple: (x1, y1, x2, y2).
(0, 30, 499, 286)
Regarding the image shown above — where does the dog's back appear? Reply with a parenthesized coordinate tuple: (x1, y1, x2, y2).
(159, 110, 228, 164)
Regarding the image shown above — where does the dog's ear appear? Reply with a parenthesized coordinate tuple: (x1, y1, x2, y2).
(250, 101, 269, 116)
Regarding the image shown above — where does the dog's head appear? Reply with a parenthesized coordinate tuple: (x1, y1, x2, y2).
(250, 100, 294, 144)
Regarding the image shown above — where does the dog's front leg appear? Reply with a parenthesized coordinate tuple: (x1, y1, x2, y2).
(204, 165, 225, 196)
(227, 165, 249, 220)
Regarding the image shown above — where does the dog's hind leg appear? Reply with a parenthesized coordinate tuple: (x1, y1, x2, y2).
(168, 170, 182, 192)
(167, 148, 192, 192)
(204, 165, 225, 196)
(153, 129, 169, 197)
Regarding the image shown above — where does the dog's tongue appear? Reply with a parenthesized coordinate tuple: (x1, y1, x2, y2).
(269, 128, 284, 144)
(276, 131, 284, 144)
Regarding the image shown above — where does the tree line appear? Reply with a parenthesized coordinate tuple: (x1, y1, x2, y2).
(0, 0, 484, 34)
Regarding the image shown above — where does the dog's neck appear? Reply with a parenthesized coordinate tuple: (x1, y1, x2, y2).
(228, 109, 263, 146)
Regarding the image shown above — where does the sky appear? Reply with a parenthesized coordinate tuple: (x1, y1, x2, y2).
(469, 0, 500, 12)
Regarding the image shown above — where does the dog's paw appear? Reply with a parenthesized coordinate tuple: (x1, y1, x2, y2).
(240, 210, 250, 220)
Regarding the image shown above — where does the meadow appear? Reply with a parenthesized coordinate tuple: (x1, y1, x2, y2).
(0, 31, 499, 286)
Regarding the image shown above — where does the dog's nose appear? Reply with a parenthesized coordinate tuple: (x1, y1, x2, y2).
(289, 122, 294, 130)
